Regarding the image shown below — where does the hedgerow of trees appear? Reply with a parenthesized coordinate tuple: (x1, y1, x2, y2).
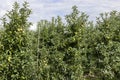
(0, 2, 120, 80)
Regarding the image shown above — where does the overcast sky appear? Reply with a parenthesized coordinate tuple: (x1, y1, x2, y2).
(0, 0, 120, 30)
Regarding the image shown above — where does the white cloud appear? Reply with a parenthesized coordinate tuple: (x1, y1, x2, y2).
(1, 0, 120, 29)
(29, 23, 37, 30)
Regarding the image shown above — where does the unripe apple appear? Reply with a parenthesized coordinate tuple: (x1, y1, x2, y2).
(106, 36, 110, 39)
(8, 56, 11, 62)
(75, 32, 77, 35)
(17, 28, 23, 32)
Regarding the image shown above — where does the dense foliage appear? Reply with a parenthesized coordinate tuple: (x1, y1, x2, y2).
(0, 2, 120, 80)
(0, 2, 34, 80)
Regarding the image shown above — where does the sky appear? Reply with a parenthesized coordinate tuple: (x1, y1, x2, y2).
(0, 0, 120, 30)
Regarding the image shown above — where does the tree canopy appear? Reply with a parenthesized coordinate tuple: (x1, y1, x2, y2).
(0, 2, 120, 80)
